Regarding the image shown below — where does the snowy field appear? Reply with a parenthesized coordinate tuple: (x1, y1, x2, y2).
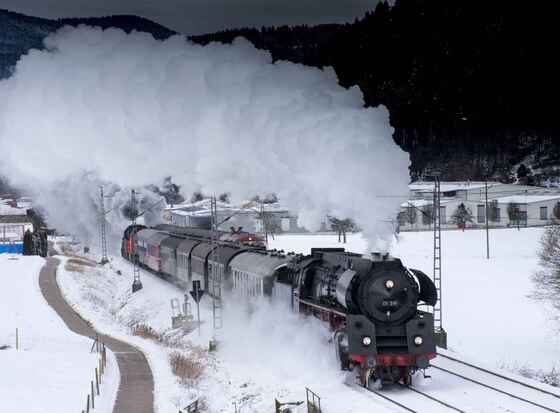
(52, 227, 560, 412)
(0, 255, 118, 413)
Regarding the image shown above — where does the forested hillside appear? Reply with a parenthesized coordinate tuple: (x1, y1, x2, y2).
(191, 1, 560, 183)
(2, 1, 559, 183)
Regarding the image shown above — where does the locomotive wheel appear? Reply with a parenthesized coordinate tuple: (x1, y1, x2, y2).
(402, 372, 412, 386)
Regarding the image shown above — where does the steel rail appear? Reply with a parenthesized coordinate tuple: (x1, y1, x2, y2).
(366, 388, 418, 413)
(432, 365, 560, 413)
(436, 353, 560, 400)
(405, 385, 467, 412)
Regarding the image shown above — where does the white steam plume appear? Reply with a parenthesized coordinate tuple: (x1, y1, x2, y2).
(0, 26, 409, 250)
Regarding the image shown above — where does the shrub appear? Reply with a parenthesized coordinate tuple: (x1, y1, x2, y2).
(131, 324, 161, 341)
(169, 351, 205, 385)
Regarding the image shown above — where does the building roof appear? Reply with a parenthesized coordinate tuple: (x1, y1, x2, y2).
(410, 181, 501, 193)
(0, 215, 32, 224)
(496, 195, 560, 204)
(400, 199, 453, 208)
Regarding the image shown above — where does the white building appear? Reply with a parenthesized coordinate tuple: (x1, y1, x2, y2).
(0, 215, 34, 254)
(400, 182, 560, 231)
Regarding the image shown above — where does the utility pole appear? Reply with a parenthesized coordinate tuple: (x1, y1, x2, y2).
(260, 200, 268, 247)
(433, 176, 447, 348)
(485, 180, 490, 259)
(131, 189, 143, 293)
(99, 186, 109, 265)
(210, 196, 222, 349)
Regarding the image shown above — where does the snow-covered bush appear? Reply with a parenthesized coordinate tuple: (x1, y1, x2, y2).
(169, 351, 205, 386)
(533, 225, 560, 315)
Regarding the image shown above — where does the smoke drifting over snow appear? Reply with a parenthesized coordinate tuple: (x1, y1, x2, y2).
(0, 26, 409, 248)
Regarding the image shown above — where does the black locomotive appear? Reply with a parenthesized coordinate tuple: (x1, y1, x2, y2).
(122, 224, 438, 388)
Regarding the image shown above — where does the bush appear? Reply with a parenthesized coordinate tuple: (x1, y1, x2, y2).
(131, 324, 161, 341)
(169, 351, 205, 385)
(533, 225, 560, 313)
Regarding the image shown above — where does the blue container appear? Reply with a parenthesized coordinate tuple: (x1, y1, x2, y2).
(0, 243, 23, 254)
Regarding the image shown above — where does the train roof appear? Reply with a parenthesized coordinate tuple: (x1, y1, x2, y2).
(191, 242, 217, 261)
(229, 251, 290, 279)
(177, 238, 201, 255)
(136, 229, 161, 243)
(160, 236, 183, 249)
(208, 245, 248, 266)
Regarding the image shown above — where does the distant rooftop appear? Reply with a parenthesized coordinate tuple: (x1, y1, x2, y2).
(496, 194, 560, 204)
(410, 181, 500, 192)
(0, 215, 32, 224)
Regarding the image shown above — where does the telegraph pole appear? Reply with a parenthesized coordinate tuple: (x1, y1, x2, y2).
(131, 189, 143, 293)
(99, 186, 109, 265)
(485, 180, 490, 259)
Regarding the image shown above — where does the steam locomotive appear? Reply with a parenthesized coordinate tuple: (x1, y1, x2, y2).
(122, 223, 438, 388)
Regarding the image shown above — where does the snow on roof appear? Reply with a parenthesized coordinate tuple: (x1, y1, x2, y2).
(400, 199, 454, 208)
(496, 195, 560, 204)
(401, 199, 431, 208)
(0, 205, 26, 215)
(409, 181, 500, 192)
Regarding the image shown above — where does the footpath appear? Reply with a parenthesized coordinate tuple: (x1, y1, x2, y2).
(39, 258, 154, 413)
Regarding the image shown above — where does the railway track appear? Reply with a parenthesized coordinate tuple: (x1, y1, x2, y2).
(360, 353, 560, 413)
(433, 353, 560, 413)
(366, 385, 467, 412)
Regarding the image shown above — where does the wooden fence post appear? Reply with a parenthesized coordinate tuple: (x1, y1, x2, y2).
(91, 380, 95, 409)
(86, 395, 90, 413)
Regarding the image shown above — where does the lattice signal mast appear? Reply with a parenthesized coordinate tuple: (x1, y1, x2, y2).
(99, 186, 109, 265)
(210, 196, 223, 334)
(131, 189, 143, 293)
(432, 176, 447, 348)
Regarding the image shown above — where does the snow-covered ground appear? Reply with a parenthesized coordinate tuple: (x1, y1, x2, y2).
(53, 227, 560, 413)
(0, 254, 118, 413)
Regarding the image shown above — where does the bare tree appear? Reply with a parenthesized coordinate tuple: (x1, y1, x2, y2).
(329, 216, 356, 243)
(553, 202, 560, 221)
(488, 200, 500, 222)
(421, 204, 434, 226)
(507, 202, 521, 229)
(533, 225, 560, 315)
(451, 203, 473, 230)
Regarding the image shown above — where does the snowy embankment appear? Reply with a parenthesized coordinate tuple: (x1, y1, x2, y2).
(0, 255, 118, 413)
(56, 248, 393, 412)
(55, 227, 560, 413)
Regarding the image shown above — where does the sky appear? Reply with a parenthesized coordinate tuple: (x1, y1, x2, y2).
(1, 0, 381, 35)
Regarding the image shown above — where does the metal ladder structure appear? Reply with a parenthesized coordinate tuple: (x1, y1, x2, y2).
(99, 186, 109, 265)
(131, 189, 143, 293)
(210, 196, 223, 333)
(432, 177, 447, 348)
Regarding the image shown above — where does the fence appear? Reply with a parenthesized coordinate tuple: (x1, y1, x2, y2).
(82, 337, 108, 413)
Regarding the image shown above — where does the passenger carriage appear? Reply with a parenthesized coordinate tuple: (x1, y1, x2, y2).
(176, 238, 201, 286)
(159, 236, 183, 279)
(190, 243, 218, 290)
(228, 251, 291, 298)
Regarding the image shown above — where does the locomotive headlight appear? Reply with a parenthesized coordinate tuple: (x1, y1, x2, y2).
(385, 279, 395, 289)
(414, 336, 423, 346)
(362, 336, 372, 346)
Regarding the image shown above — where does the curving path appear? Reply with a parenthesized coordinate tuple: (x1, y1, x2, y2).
(39, 258, 154, 413)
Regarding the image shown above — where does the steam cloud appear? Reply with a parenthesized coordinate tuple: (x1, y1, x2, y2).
(0, 26, 409, 250)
